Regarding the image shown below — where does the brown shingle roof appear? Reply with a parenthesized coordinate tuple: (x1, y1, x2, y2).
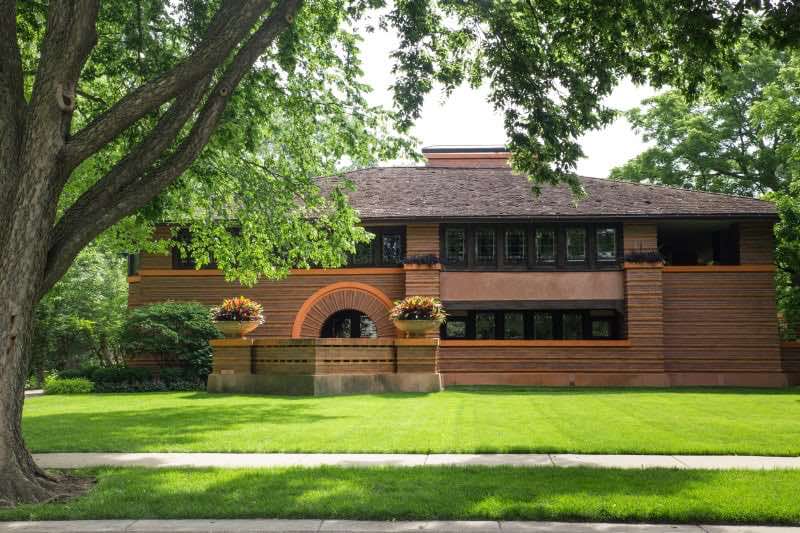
(317, 166, 777, 221)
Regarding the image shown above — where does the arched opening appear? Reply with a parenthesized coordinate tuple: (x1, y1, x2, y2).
(320, 309, 378, 338)
(292, 282, 396, 338)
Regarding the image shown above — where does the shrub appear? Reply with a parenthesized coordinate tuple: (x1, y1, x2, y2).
(92, 366, 152, 384)
(121, 302, 222, 380)
(92, 379, 204, 393)
(159, 367, 188, 384)
(211, 296, 264, 323)
(43, 375, 94, 394)
(401, 254, 440, 265)
(390, 296, 447, 323)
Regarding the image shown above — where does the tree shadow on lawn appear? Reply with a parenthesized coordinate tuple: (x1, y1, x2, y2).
(22, 401, 349, 452)
(3, 466, 799, 524)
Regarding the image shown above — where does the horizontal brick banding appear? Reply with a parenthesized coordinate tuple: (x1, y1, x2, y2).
(662, 271, 781, 372)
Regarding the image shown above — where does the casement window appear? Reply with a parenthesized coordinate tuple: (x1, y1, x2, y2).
(320, 310, 378, 338)
(474, 228, 496, 265)
(503, 311, 525, 339)
(535, 227, 557, 264)
(504, 228, 527, 264)
(561, 311, 584, 340)
(381, 230, 404, 265)
(346, 226, 406, 267)
(445, 312, 468, 339)
(441, 223, 621, 270)
(565, 227, 587, 262)
(589, 310, 616, 339)
(596, 226, 617, 261)
(351, 242, 373, 266)
(441, 309, 621, 340)
(444, 227, 466, 265)
(533, 311, 555, 339)
(475, 312, 496, 339)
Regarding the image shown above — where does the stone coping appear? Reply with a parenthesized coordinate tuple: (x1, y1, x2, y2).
(210, 337, 440, 347)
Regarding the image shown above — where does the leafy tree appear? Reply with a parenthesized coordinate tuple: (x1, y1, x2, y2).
(30, 245, 127, 383)
(610, 43, 800, 336)
(121, 302, 222, 380)
(0, 0, 796, 506)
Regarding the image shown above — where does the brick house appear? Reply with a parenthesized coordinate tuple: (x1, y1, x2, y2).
(127, 146, 800, 392)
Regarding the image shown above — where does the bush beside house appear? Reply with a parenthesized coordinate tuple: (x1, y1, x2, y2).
(41, 302, 222, 394)
(121, 301, 223, 379)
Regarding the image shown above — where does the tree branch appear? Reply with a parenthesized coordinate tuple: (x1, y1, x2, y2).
(48, 76, 212, 253)
(42, 0, 304, 295)
(63, 0, 274, 171)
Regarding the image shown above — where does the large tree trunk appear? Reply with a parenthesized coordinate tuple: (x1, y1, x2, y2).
(0, 163, 65, 505)
(0, 293, 61, 507)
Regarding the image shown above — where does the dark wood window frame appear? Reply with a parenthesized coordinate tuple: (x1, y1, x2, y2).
(440, 223, 623, 271)
(346, 226, 407, 267)
(440, 309, 622, 340)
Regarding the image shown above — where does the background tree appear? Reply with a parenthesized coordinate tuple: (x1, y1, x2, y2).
(610, 43, 800, 335)
(1, 0, 797, 506)
(30, 246, 127, 383)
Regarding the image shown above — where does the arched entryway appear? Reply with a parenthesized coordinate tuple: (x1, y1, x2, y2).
(320, 309, 378, 338)
(291, 282, 396, 338)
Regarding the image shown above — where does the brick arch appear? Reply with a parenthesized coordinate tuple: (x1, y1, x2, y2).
(291, 282, 396, 338)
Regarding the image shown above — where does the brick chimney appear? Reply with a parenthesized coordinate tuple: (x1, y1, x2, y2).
(422, 146, 510, 168)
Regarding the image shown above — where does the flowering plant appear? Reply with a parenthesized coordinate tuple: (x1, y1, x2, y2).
(389, 296, 446, 323)
(211, 296, 264, 323)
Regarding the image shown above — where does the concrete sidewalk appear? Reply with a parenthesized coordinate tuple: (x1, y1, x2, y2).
(0, 520, 798, 532)
(33, 452, 800, 470)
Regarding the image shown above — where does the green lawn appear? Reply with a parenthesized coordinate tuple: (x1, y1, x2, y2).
(2, 467, 800, 524)
(22, 387, 800, 455)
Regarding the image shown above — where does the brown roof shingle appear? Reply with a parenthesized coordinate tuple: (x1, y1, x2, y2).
(317, 166, 777, 221)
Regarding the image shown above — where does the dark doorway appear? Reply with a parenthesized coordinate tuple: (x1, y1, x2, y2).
(320, 309, 378, 338)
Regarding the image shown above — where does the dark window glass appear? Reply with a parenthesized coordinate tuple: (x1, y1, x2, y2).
(566, 228, 586, 262)
(382, 233, 403, 265)
(591, 320, 611, 338)
(323, 313, 351, 338)
(562, 312, 584, 339)
(505, 229, 527, 264)
(503, 312, 525, 339)
(535, 229, 556, 263)
(351, 241, 373, 266)
(321, 310, 377, 338)
(445, 320, 467, 338)
(533, 312, 554, 339)
(445, 228, 465, 264)
(127, 254, 140, 276)
(596, 227, 617, 261)
(475, 312, 496, 339)
(475, 230, 496, 263)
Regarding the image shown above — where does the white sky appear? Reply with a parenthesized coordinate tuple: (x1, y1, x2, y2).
(358, 25, 658, 178)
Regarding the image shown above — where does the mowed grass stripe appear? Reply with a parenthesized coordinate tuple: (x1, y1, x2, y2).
(21, 387, 800, 455)
(2, 467, 800, 524)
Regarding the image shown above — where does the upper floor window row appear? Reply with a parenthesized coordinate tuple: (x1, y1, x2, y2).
(441, 223, 622, 270)
(347, 226, 406, 267)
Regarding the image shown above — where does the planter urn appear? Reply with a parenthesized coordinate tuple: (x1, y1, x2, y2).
(393, 319, 440, 338)
(214, 320, 260, 339)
